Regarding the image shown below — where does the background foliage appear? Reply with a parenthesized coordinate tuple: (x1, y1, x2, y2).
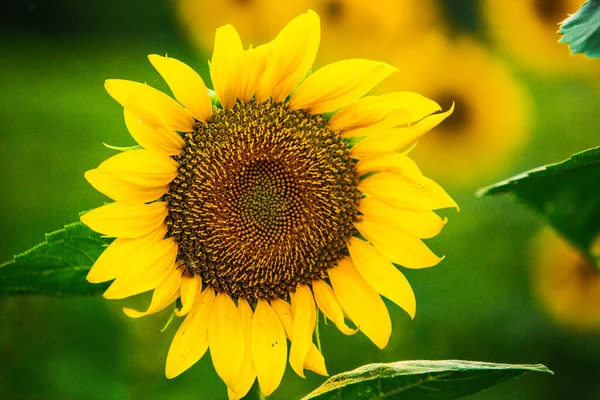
(1, 0, 599, 399)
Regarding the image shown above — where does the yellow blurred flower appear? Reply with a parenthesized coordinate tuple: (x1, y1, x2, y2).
(81, 11, 457, 399)
(175, 0, 442, 65)
(305, 0, 442, 65)
(483, 0, 599, 76)
(175, 0, 301, 54)
(532, 228, 600, 332)
(379, 34, 531, 186)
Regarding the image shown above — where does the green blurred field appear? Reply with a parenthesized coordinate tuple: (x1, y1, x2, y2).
(1, 1, 600, 399)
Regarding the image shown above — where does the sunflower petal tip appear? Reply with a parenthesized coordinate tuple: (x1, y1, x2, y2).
(85, 270, 100, 284)
(447, 101, 456, 114)
(375, 337, 390, 350)
(227, 388, 242, 400)
(122, 307, 140, 318)
(386, 63, 399, 73)
(306, 9, 321, 23)
(174, 308, 185, 317)
(79, 212, 90, 225)
(104, 79, 118, 92)
(165, 367, 177, 380)
(216, 23, 237, 35)
(165, 359, 187, 380)
(83, 169, 95, 183)
(261, 386, 277, 397)
(451, 201, 460, 212)
(293, 365, 306, 379)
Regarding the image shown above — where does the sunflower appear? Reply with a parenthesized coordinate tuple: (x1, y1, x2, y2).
(483, 0, 599, 76)
(304, 0, 442, 65)
(532, 228, 600, 332)
(175, 0, 441, 66)
(81, 10, 456, 399)
(175, 0, 301, 57)
(378, 33, 530, 186)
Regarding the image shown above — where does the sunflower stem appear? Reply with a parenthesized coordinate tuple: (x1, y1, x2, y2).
(315, 308, 322, 353)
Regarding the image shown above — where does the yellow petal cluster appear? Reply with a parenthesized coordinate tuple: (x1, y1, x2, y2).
(81, 10, 456, 398)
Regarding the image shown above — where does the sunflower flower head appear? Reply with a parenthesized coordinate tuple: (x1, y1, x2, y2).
(379, 33, 531, 185)
(81, 10, 457, 399)
(533, 228, 600, 332)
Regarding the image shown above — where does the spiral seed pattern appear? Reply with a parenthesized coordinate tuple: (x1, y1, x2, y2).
(166, 100, 361, 300)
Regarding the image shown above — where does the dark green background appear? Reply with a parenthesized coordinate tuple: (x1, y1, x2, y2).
(1, 1, 600, 399)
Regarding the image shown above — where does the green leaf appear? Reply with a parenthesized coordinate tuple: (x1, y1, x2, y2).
(302, 360, 552, 400)
(477, 146, 600, 269)
(0, 222, 109, 296)
(559, 0, 600, 58)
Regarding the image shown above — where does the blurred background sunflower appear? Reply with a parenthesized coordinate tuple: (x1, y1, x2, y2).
(532, 228, 600, 333)
(1, 1, 600, 399)
(378, 33, 531, 186)
(175, 0, 443, 66)
(482, 0, 600, 77)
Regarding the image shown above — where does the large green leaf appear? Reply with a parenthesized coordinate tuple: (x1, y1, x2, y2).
(302, 360, 552, 400)
(559, 0, 600, 58)
(0, 222, 109, 296)
(477, 146, 600, 269)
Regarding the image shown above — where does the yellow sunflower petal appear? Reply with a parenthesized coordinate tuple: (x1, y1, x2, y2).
(80, 201, 168, 238)
(123, 266, 182, 318)
(289, 59, 397, 114)
(348, 237, 416, 318)
(166, 286, 215, 379)
(124, 109, 185, 156)
(355, 215, 442, 270)
(86, 225, 167, 283)
(378, 92, 443, 123)
(208, 292, 246, 389)
(329, 96, 407, 133)
(311, 279, 358, 336)
(255, 10, 320, 103)
(355, 153, 423, 180)
(102, 237, 178, 299)
(228, 390, 239, 400)
(350, 104, 454, 157)
(148, 54, 213, 122)
(228, 298, 257, 399)
(85, 169, 168, 206)
(176, 274, 201, 317)
(359, 196, 447, 239)
(105, 79, 196, 132)
(289, 284, 316, 378)
(210, 24, 243, 110)
(328, 257, 392, 349)
(270, 299, 327, 377)
(270, 299, 293, 339)
(330, 92, 441, 136)
(238, 44, 270, 103)
(251, 299, 287, 397)
(96, 149, 179, 188)
(358, 172, 458, 211)
(304, 345, 328, 377)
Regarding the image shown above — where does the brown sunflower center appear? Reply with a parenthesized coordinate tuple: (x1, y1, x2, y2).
(166, 100, 361, 301)
(324, 0, 344, 21)
(434, 92, 471, 134)
(532, 0, 568, 25)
